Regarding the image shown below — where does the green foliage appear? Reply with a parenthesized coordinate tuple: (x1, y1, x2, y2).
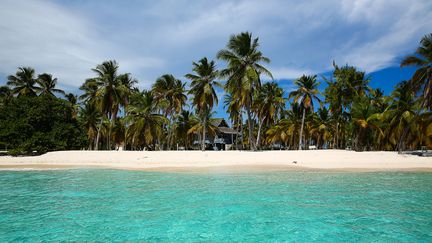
(0, 96, 86, 155)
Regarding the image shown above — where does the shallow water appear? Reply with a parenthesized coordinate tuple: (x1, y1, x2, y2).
(0, 169, 431, 241)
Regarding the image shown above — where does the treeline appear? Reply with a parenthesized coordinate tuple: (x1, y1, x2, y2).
(0, 32, 431, 154)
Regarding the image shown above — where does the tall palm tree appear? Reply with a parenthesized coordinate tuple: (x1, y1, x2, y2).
(7, 67, 38, 96)
(185, 57, 221, 151)
(35, 73, 65, 97)
(92, 60, 124, 119)
(324, 63, 370, 148)
(379, 81, 420, 152)
(90, 60, 134, 149)
(126, 90, 167, 150)
(289, 75, 321, 149)
(217, 32, 272, 150)
(152, 74, 187, 149)
(254, 82, 285, 148)
(401, 33, 432, 109)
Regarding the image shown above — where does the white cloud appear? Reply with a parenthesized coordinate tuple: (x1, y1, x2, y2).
(270, 67, 316, 80)
(0, 0, 165, 91)
(335, 0, 432, 71)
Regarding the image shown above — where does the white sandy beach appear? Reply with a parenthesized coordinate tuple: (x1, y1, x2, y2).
(0, 150, 431, 171)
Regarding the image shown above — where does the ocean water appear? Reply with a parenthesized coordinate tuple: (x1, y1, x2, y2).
(0, 169, 431, 242)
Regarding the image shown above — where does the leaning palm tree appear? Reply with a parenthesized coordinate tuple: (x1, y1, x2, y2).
(7, 67, 38, 96)
(401, 33, 432, 109)
(289, 75, 321, 150)
(152, 74, 187, 149)
(217, 32, 273, 150)
(35, 73, 65, 97)
(185, 57, 221, 151)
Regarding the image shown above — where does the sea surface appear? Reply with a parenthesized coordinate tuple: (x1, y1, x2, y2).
(0, 169, 431, 242)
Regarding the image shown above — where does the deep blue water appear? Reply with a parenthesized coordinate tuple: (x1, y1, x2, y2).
(0, 169, 431, 242)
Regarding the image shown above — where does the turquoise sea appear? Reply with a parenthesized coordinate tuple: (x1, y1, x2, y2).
(0, 169, 431, 242)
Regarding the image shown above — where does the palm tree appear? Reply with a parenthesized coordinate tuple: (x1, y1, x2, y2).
(379, 81, 420, 152)
(310, 107, 333, 149)
(217, 32, 272, 150)
(79, 102, 102, 150)
(152, 74, 187, 149)
(65, 93, 79, 119)
(7, 67, 38, 96)
(254, 82, 285, 148)
(173, 110, 198, 149)
(224, 93, 243, 149)
(79, 78, 99, 104)
(0, 86, 13, 107)
(35, 73, 65, 97)
(92, 60, 124, 119)
(90, 60, 134, 149)
(187, 112, 218, 149)
(289, 75, 321, 149)
(324, 63, 370, 148)
(351, 96, 383, 151)
(401, 33, 432, 109)
(111, 118, 126, 149)
(126, 90, 167, 150)
(185, 57, 221, 151)
(265, 103, 303, 149)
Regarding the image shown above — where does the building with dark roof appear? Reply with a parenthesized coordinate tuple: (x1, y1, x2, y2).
(194, 118, 240, 150)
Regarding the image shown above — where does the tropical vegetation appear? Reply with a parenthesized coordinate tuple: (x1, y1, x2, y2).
(0, 32, 431, 155)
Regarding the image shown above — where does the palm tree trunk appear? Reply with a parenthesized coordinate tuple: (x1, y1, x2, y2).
(256, 116, 266, 150)
(290, 131, 294, 150)
(397, 123, 411, 154)
(246, 107, 256, 151)
(95, 118, 103, 150)
(239, 114, 244, 150)
(335, 122, 339, 149)
(167, 116, 173, 150)
(299, 108, 306, 150)
(202, 116, 206, 151)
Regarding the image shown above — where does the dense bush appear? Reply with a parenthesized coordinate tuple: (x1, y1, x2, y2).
(0, 96, 86, 155)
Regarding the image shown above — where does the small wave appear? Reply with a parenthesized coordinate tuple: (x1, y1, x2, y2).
(0, 167, 68, 171)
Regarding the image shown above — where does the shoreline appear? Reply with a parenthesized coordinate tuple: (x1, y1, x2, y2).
(0, 150, 431, 172)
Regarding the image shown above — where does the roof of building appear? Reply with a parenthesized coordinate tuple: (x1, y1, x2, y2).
(211, 118, 226, 127)
(218, 127, 239, 134)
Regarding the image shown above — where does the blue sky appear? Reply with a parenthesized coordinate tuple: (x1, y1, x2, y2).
(0, 0, 431, 120)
